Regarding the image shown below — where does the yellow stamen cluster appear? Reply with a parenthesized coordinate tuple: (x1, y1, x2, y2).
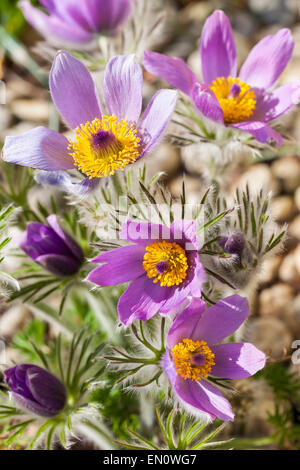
(143, 240, 188, 287)
(68, 115, 140, 178)
(172, 338, 215, 381)
(210, 77, 256, 124)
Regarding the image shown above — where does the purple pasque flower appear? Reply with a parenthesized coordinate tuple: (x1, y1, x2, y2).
(218, 232, 245, 266)
(143, 10, 300, 146)
(19, 214, 84, 277)
(88, 220, 206, 325)
(19, 0, 132, 45)
(163, 295, 266, 421)
(2, 52, 177, 195)
(4, 364, 67, 417)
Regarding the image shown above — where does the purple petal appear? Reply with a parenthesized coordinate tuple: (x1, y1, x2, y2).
(200, 10, 237, 84)
(162, 349, 178, 386)
(169, 295, 249, 347)
(232, 120, 283, 146)
(103, 55, 143, 123)
(87, 244, 145, 286)
(49, 51, 102, 129)
(36, 254, 81, 277)
(5, 365, 33, 401)
(143, 50, 198, 96)
(138, 89, 177, 156)
(19, 1, 93, 44)
(188, 260, 206, 298)
(120, 220, 172, 245)
(177, 378, 234, 421)
(170, 220, 198, 250)
(2, 127, 73, 171)
(35, 171, 99, 196)
(47, 215, 84, 262)
(117, 275, 171, 325)
(26, 366, 66, 412)
(252, 82, 300, 122)
(10, 392, 59, 417)
(192, 83, 224, 123)
(211, 342, 266, 379)
(167, 298, 206, 348)
(239, 28, 294, 89)
(20, 222, 68, 258)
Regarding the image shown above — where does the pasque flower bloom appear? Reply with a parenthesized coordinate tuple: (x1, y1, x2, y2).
(88, 220, 205, 325)
(19, 0, 132, 45)
(2, 52, 177, 195)
(5, 364, 67, 417)
(143, 10, 300, 146)
(19, 215, 84, 277)
(163, 295, 266, 421)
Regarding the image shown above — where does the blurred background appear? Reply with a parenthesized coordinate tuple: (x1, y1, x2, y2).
(0, 0, 300, 448)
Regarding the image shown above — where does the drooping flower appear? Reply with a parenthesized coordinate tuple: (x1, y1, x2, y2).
(143, 10, 300, 146)
(19, 0, 132, 45)
(2, 52, 177, 195)
(88, 220, 206, 325)
(218, 232, 246, 266)
(19, 215, 84, 277)
(4, 364, 67, 417)
(163, 295, 266, 421)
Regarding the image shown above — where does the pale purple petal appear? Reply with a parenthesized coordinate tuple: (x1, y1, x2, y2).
(2, 127, 74, 170)
(49, 51, 102, 129)
(192, 83, 224, 123)
(117, 275, 171, 325)
(167, 298, 206, 348)
(200, 10, 237, 84)
(103, 55, 143, 123)
(19, 1, 93, 43)
(81, 0, 131, 33)
(87, 244, 145, 286)
(35, 171, 99, 196)
(251, 82, 300, 122)
(143, 50, 199, 96)
(210, 342, 266, 379)
(239, 28, 294, 89)
(232, 120, 283, 146)
(138, 89, 177, 156)
(177, 379, 234, 421)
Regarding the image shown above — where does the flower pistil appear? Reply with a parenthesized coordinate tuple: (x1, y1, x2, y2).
(68, 115, 140, 178)
(172, 338, 215, 381)
(210, 77, 256, 124)
(143, 240, 188, 287)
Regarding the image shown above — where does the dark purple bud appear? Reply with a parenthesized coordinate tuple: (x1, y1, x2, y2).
(218, 232, 246, 259)
(19, 215, 84, 277)
(4, 364, 67, 417)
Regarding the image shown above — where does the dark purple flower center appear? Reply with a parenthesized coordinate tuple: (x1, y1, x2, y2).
(230, 83, 241, 98)
(92, 130, 116, 150)
(191, 353, 206, 366)
(155, 260, 169, 274)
